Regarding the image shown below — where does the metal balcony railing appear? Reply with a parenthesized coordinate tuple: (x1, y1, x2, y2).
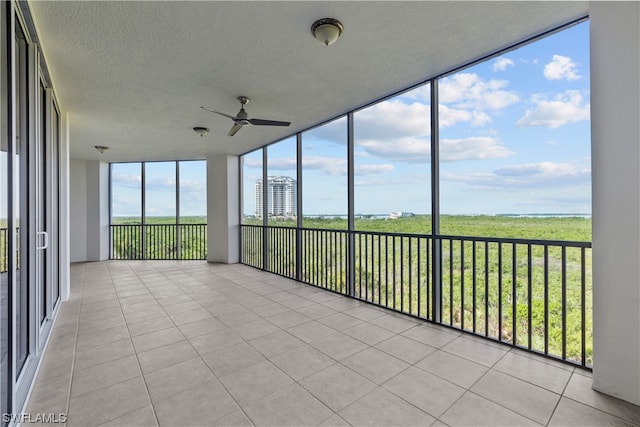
(240, 224, 592, 368)
(110, 224, 207, 260)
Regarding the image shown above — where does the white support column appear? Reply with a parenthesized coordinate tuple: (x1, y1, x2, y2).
(591, 2, 640, 405)
(85, 160, 109, 261)
(207, 154, 240, 264)
(59, 112, 71, 300)
(69, 159, 88, 261)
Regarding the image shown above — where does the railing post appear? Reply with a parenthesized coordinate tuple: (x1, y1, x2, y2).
(296, 133, 303, 281)
(176, 161, 181, 260)
(430, 79, 442, 322)
(347, 112, 355, 297)
(262, 148, 268, 271)
(176, 224, 181, 260)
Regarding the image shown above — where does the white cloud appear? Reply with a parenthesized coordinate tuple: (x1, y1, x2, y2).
(355, 135, 513, 164)
(493, 57, 514, 72)
(145, 177, 176, 192)
(471, 111, 492, 127)
(495, 162, 579, 177)
(439, 73, 520, 111)
(443, 161, 590, 189)
(112, 173, 141, 188)
(357, 137, 430, 163)
(351, 96, 502, 164)
(243, 158, 262, 168)
(300, 156, 395, 177)
(440, 137, 514, 162)
(113, 174, 189, 193)
(303, 116, 348, 144)
(354, 164, 394, 175)
(302, 156, 346, 176)
(544, 55, 580, 81)
(306, 77, 514, 166)
(178, 179, 205, 193)
(439, 105, 472, 128)
(355, 174, 428, 187)
(266, 157, 296, 171)
(435, 105, 492, 128)
(398, 85, 430, 102)
(517, 90, 590, 128)
(354, 99, 430, 141)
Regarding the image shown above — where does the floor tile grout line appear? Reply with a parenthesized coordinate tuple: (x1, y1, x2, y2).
(371, 331, 499, 423)
(456, 369, 558, 427)
(555, 365, 640, 426)
(224, 295, 436, 422)
(422, 342, 519, 426)
(185, 266, 292, 426)
(508, 347, 579, 373)
(144, 263, 492, 424)
(556, 394, 640, 427)
(490, 349, 574, 399)
(435, 389, 539, 427)
(477, 345, 555, 413)
(107, 261, 164, 427)
(49, 261, 639, 427)
(131, 261, 258, 426)
(191, 270, 353, 423)
(63, 262, 85, 422)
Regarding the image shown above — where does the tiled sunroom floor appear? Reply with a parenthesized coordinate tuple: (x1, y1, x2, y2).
(26, 261, 640, 427)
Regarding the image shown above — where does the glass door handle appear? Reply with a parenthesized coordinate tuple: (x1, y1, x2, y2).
(36, 231, 48, 250)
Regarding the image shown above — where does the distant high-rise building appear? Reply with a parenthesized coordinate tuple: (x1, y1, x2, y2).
(255, 176, 297, 217)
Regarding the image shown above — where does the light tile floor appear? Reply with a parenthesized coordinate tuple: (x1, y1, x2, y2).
(25, 261, 640, 426)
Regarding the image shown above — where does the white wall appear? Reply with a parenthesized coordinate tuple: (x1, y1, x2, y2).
(59, 112, 71, 301)
(591, 1, 640, 406)
(69, 159, 87, 262)
(85, 160, 109, 261)
(207, 155, 240, 264)
(69, 159, 109, 262)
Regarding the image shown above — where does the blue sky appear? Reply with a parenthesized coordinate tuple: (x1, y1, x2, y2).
(106, 21, 590, 219)
(111, 160, 206, 218)
(244, 21, 591, 217)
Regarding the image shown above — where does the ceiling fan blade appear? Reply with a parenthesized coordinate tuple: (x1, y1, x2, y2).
(200, 106, 237, 121)
(249, 118, 291, 127)
(227, 123, 243, 136)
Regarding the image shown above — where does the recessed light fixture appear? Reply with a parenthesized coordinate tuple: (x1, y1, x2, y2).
(311, 18, 344, 46)
(95, 145, 109, 154)
(193, 127, 210, 137)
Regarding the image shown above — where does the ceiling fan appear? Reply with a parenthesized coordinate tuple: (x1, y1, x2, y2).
(201, 96, 291, 137)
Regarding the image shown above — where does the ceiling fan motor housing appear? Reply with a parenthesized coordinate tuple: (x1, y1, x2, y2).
(200, 95, 290, 137)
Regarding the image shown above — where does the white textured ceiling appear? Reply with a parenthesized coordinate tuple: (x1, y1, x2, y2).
(28, 1, 588, 162)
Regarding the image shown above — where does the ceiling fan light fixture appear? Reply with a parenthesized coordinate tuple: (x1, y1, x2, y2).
(193, 127, 210, 137)
(311, 18, 343, 46)
(200, 96, 291, 137)
(95, 145, 109, 154)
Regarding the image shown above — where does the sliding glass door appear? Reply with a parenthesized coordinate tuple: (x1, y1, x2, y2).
(1, 3, 62, 419)
(14, 16, 29, 377)
(1, 3, 10, 422)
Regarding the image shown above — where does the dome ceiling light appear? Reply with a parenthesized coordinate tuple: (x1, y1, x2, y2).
(311, 18, 344, 46)
(193, 127, 210, 137)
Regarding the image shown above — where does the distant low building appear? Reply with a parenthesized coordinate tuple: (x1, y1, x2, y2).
(389, 211, 415, 219)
